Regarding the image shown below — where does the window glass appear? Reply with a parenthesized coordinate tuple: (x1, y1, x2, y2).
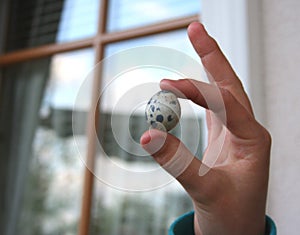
(56, 0, 99, 42)
(6, 0, 63, 52)
(103, 29, 206, 121)
(105, 29, 199, 61)
(9, 49, 95, 234)
(89, 31, 205, 234)
(5, 0, 99, 52)
(107, 0, 201, 32)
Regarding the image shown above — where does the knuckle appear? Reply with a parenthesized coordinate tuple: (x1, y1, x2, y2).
(259, 127, 272, 147)
(220, 88, 235, 107)
(220, 87, 231, 98)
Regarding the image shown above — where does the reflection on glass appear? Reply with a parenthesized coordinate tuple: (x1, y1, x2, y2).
(90, 182, 193, 235)
(5, 0, 99, 52)
(107, 0, 201, 32)
(56, 0, 99, 42)
(6, 0, 64, 52)
(45, 49, 94, 110)
(14, 49, 94, 234)
(90, 31, 204, 234)
(105, 29, 200, 61)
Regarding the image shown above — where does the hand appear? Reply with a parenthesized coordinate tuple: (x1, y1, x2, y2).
(140, 22, 271, 235)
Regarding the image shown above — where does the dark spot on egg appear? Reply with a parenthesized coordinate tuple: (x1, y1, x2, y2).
(156, 115, 164, 123)
(150, 105, 155, 112)
(167, 115, 173, 122)
(170, 101, 177, 105)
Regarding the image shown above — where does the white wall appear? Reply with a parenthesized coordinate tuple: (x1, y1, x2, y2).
(263, 0, 300, 234)
(201, 0, 266, 123)
(201, 0, 250, 95)
(202, 0, 300, 234)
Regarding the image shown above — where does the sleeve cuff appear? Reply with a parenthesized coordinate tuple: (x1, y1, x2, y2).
(168, 211, 276, 235)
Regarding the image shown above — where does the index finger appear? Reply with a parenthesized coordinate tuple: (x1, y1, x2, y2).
(160, 79, 262, 140)
(188, 22, 253, 115)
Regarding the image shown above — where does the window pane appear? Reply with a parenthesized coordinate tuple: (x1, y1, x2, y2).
(5, 0, 99, 52)
(56, 0, 99, 42)
(1, 49, 95, 234)
(89, 31, 205, 234)
(6, 0, 63, 52)
(105, 29, 200, 61)
(107, 0, 201, 32)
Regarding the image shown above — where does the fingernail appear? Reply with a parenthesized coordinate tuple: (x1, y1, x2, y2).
(140, 132, 151, 145)
(140, 130, 167, 155)
(160, 78, 172, 86)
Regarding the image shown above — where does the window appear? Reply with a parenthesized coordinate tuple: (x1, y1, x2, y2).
(0, 1, 202, 234)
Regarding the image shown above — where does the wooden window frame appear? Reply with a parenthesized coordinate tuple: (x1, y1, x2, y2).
(0, 1, 199, 234)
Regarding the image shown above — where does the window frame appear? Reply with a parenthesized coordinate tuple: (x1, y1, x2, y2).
(0, 1, 200, 234)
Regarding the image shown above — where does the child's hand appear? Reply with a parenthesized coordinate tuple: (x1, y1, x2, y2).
(140, 22, 271, 235)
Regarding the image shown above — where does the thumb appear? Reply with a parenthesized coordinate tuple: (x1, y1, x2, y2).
(140, 129, 206, 189)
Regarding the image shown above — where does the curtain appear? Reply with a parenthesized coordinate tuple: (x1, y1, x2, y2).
(0, 59, 50, 235)
(0, 0, 9, 54)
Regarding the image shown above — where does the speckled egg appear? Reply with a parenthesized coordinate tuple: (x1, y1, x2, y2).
(145, 90, 181, 131)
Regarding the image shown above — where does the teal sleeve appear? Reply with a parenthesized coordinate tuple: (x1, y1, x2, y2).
(168, 211, 276, 235)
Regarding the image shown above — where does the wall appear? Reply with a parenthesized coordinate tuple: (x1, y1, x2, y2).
(263, 0, 300, 234)
(202, 0, 300, 234)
